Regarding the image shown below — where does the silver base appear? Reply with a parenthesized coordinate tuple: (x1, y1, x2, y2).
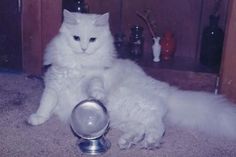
(77, 137, 111, 155)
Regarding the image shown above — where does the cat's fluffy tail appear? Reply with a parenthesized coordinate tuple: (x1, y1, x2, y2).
(166, 88, 236, 139)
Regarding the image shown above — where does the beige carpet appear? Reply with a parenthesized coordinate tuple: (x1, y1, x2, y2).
(1, 73, 236, 157)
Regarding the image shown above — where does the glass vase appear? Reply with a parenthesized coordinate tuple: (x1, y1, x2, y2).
(129, 26, 144, 60)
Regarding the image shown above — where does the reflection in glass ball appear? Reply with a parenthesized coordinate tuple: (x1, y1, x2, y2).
(71, 100, 109, 139)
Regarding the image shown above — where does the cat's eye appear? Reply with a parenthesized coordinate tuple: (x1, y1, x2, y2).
(89, 37, 96, 42)
(73, 35, 80, 41)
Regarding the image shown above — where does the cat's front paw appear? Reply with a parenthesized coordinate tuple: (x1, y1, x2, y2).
(27, 113, 49, 126)
(91, 89, 105, 100)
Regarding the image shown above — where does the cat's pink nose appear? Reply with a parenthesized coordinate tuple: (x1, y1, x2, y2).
(82, 48, 87, 52)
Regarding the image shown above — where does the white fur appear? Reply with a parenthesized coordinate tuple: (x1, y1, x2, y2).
(28, 10, 236, 149)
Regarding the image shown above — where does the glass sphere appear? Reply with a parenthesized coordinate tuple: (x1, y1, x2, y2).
(71, 99, 109, 139)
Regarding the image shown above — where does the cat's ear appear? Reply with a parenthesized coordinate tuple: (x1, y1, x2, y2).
(63, 9, 77, 24)
(94, 13, 109, 26)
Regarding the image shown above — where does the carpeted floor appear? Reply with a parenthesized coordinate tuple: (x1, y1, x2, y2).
(1, 73, 236, 157)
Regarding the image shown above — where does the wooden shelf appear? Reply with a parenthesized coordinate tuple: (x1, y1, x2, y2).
(118, 45, 219, 74)
(137, 55, 219, 74)
(125, 55, 218, 92)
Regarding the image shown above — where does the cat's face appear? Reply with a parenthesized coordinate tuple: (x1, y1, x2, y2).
(60, 10, 110, 55)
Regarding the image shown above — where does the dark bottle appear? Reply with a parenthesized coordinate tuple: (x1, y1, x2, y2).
(129, 26, 144, 60)
(200, 15, 224, 70)
(63, 0, 89, 13)
(114, 33, 126, 58)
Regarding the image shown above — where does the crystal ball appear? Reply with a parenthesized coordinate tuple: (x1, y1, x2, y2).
(70, 99, 109, 139)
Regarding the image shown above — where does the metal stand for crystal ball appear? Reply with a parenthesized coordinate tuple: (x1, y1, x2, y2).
(70, 99, 111, 155)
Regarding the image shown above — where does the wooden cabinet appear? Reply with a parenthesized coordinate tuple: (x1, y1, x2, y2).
(87, 0, 229, 64)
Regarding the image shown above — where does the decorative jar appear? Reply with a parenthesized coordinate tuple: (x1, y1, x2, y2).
(160, 31, 176, 60)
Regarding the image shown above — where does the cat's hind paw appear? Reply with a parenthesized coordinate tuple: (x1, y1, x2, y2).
(118, 133, 144, 149)
(27, 113, 49, 126)
(140, 131, 163, 149)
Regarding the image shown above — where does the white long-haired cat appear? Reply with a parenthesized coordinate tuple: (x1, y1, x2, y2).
(28, 10, 236, 149)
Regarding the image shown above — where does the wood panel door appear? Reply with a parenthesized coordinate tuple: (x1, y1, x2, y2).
(0, 0, 22, 70)
(22, 0, 62, 75)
